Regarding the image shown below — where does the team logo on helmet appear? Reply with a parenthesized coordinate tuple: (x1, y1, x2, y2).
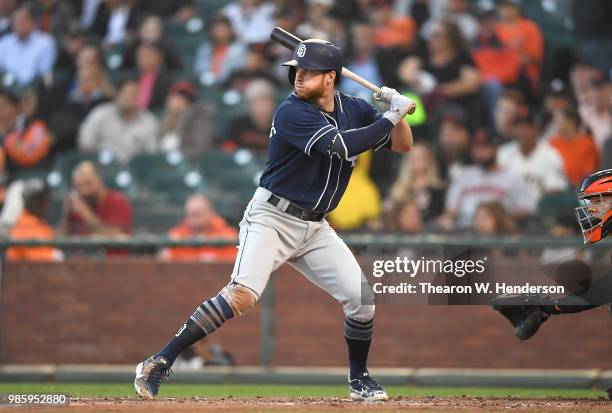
(297, 44, 306, 58)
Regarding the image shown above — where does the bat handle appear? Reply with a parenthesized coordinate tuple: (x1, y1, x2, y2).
(341, 68, 381, 95)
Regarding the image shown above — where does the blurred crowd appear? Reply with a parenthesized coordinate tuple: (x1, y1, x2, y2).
(0, 0, 610, 261)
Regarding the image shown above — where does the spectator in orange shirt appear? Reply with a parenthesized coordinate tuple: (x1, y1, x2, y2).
(0, 89, 52, 176)
(549, 108, 600, 186)
(472, 6, 522, 121)
(494, 0, 544, 96)
(60, 161, 132, 236)
(6, 179, 62, 261)
(161, 194, 237, 262)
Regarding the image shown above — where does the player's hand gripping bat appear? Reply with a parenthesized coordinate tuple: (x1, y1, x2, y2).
(270, 27, 417, 115)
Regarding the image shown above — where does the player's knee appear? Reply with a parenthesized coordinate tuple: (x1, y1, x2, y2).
(344, 303, 375, 323)
(342, 280, 375, 322)
(220, 283, 259, 317)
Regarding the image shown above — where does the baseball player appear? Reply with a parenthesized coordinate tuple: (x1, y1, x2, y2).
(492, 168, 612, 394)
(134, 39, 414, 401)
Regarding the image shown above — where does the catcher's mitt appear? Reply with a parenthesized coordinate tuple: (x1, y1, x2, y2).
(490, 294, 552, 341)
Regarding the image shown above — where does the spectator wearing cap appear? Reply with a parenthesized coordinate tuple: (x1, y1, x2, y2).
(548, 107, 599, 186)
(78, 78, 159, 164)
(341, 21, 383, 102)
(435, 106, 472, 182)
(135, 41, 173, 113)
(578, 79, 611, 152)
(0, 89, 53, 177)
(223, 0, 276, 45)
(160, 194, 237, 262)
(159, 81, 216, 160)
(494, 0, 544, 96)
(6, 178, 62, 261)
(497, 109, 567, 207)
(60, 160, 132, 236)
(122, 15, 183, 72)
(193, 14, 247, 84)
(438, 132, 534, 230)
(490, 89, 524, 144)
(0, 4, 57, 86)
(225, 79, 275, 153)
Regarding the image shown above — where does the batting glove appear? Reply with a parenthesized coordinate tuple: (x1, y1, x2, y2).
(383, 94, 413, 126)
(373, 86, 400, 104)
(373, 86, 399, 112)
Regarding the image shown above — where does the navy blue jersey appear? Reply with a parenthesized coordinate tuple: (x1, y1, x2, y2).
(259, 90, 392, 212)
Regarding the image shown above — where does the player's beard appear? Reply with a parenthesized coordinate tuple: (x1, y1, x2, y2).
(295, 78, 325, 101)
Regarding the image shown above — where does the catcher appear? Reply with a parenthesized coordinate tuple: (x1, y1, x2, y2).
(491, 168, 611, 389)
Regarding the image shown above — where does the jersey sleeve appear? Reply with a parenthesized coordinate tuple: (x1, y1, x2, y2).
(272, 103, 339, 157)
(355, 98, 392, 151)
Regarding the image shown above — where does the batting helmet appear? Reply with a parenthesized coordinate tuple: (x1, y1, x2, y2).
(282, 39, 343, 85)
(575, 169, 612, 244)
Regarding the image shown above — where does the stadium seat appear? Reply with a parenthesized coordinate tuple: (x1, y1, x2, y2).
(10, 167, 50, 182)
(129, 152, 188, 174)
(200, 150, 263, 179)
(129, 152, 204, 204)
(198, 150, 263, 223)
(104, 43, 128, 71)
(132, 194, 185, 234)
(193, 0, 228, 17)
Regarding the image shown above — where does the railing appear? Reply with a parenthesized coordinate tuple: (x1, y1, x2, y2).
(0, 235, 609, 249)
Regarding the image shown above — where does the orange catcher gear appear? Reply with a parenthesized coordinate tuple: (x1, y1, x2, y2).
(575, 169, 612, 244)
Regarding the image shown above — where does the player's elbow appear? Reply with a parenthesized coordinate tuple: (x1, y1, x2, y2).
(391, 141, 412, 153)
(391, 131, 413, 153)
(390, 121, 413, 153)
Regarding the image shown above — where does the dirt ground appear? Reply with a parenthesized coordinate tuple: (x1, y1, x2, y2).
(3, 397, 612, 413)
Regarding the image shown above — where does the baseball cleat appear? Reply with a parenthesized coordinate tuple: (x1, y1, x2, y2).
(348, 371, 389, 401)
(134, 355, 172, 399)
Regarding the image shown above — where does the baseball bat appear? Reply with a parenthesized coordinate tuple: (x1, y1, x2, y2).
(270, 27, 417, 115)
